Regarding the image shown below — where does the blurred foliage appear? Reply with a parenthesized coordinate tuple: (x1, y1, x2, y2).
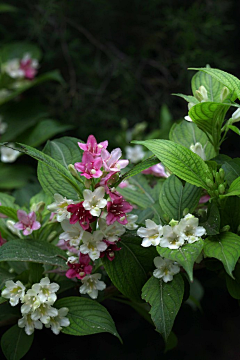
(0, 0, 238, 147)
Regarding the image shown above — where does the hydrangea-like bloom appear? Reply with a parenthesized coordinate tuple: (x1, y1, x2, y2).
(79, 273, 106, 299)
(67, 201, 94, 230)
(101, 148, 129, 172)
(106, 195, 133, 225)
(1, 280, 25, 306)
(45, 307, 70, 335)
(66, 253, 92, 279)
(47, 193, 74, 222)
(82, 187, 107, 217)
(153, 256, 180, 283)
(75, 151, 103, 179)
(137, 219, 163, 247)
(14, 210, 41, 236)
(78, 135, 108, 156)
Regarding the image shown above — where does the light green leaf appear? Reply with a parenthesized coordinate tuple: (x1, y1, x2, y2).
(227, 124, 240, 136)
(1, 325, 34, 360)
(102, 232, 157, 302)
(132, 139, 212, 189)
(159, 175, 202, 221)
(0, 206, 18, 221)
(0, 164, 35, 190)
(189, 67, 240, 100)
(169, 120, 216, 160)
(142, 274, 184, 341)
(157, 240, 204, 281)
(172, 93, 199, 104)
(0, 240, 67, 268)
(55, 296, 121, 341)
(204, 232, 240, 278)
(222, 175, 240, 197)
(0, 192, 17, 208)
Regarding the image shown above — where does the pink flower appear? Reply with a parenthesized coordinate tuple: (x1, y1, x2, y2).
(78, 135, 108, 157)
(75, 151, 103, 179)
(66, 253, 92, 280)
(106, 195, 133, 225)
(14, 210, 41, 236)
(199, 194, 211, 204)
(0, 232, 6, 246)
(101, 148, 129, 172)
(19, 54, 38, 80)
(118, 181, 129, 189)
(99, 171, 118, 194)
(100, 240, 121, 261)
(67, 202, 95, 230)
(56, 239, 79, 254)
(142, 163, 169, 178)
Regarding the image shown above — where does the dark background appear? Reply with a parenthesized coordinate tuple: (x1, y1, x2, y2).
(1, 1, 240, 359)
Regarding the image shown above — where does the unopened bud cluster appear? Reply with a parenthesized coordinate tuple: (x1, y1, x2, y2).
(206, 168, 227, 198)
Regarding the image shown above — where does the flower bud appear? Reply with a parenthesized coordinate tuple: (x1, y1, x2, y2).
(183, 208, 189, 216)
(219, 168, 225, 180)
(231, 108, 240, 123)
(30, 201, 45, 213)
(218, 184, 225, 194)
(221, 225, 230, 232)
(169, 219, 179, 227)
(68, 164, 78, 178)
(195, 86, 208, 102)
(220, 86, 230, 102)
(206, 178, 214, 189)
(47, 231, 57, 242)
(190, 142, 206, 160)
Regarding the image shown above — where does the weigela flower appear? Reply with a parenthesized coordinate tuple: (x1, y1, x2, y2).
(47, 193, 74, 222)
(190, 142, 206, 161)
(57, 239, 79, 254)
(19, 53, 38, 79)
(106, 195, 133, 225)
(159, 224, 185, 249)
(30, 303, 58, 324)
(82, 187, 107, 217)
(45, 307, 70, 335)
(4, 59, 25, 78)
(0, 143, 20, 163)
(18, 314, 43, 335)
(75, 151, 103, 179)
(98, 218, 125, 242)
(21, 289, 41, 314)
(31, 277, 59, 304)
(142, 163, 169, 178)
(79, 273, 106, 299)
(80, 231, 107, 261)
(177, 213, 206, 244)
(101, 148, 129, 172)
(125, 214, 138, 230)
(125, 145, 145, 164)
(100, 240, 121, 261)
(78, 135, 108, 156)
(153, 256, 180, 283)
(1, 280, 25, 306)
(66, 253, 92, 279)
(14, 210, 41, 236)
(137, 219, 163, 247)
(6, 220, 21, 237)
(59, 220, 84, 249)
(67, 202, 94, 230)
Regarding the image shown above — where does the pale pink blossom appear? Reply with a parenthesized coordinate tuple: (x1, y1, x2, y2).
(101, 148, 129, 172)
(75, 151, 103, 179)
(199, 194, 210, 204)
(142, 163, 169, 178)
(19, 54, 38, 80)
(78, 135, 108, 156)
(14, 210, 41, 236)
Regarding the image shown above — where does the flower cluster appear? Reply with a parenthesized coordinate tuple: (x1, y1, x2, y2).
(3, 53, 39, 80)
(137, 214, 206, 249)
(1, 277, 70, 335)
(47, 135, 138, 299)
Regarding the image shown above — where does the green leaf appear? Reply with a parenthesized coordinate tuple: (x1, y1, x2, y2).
(222, 175, 240, 197)
(0, 3, 18, 12)
(0, 206, 18, 221)
(157, 240, 204, 281)
(0, 164, 35, 190)
(0, 240, 67, 268)
(37, 137, 84, 200)
(0, 268, 15, 289)
(159, 175, 202, 221)
(222, 158, 240, 185)
(1, 325, 34, 360)
(132, 139, 212, 189)
(227, 124, 240, 136)
(0, 193, 16, 207)
(142, 274, 184, 341)
(204, 232, 240, 278)
(55, 296, 121, 341)
(225, 263, 240, 299)
(169, 120, 216, 160)
(0, 42, 42, 62)
(102, 232, 157, 302)
(164, 331, 178, 353)
(0, 301, 20, 323)
(220, 196, 240, 233)
(172, 93, 199, 104)
(200, 201, 220, 235)
(189, 67, 240, 100)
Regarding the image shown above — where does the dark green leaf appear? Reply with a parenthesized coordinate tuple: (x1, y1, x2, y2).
(200, 201, 220, 235)
(1, 325, 34, 360)
(225, 263, 240, 299)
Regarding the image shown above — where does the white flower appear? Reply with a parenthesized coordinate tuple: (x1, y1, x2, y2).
(125, 214, 138, 230)
(177, 213, 206, 244)
(98, 218, 125, 242)
(47, 193, 74, 222)
(153, 256, 180, 283)
(45, 307, 70, 335)
(3, 59, 24, 78)
(82, 187, 107, 217)
(137, 219, 163, 247)
(80, 230, 107, 260)
(18, 314, 43, 335)
(125, 145, 145, 163)
(195, 85, 208, 102)
(1, 280, 25, 306)
(1, 144, 20, 163)
(59, 220, 84, 248)
(67, 255, 79, 264)
(31, 277, 59, 304)
(231, 108, 240, 123)
(159, 224, 185, 249)
(21, 289, 41, 314)
(30, 303, 58, 324)
(190, 142, 206, 161)
(6, 220, 21, 237)
(79, 273, 106, 299)
(0, 116, 7, 135)
(184, 115, 193, 122)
